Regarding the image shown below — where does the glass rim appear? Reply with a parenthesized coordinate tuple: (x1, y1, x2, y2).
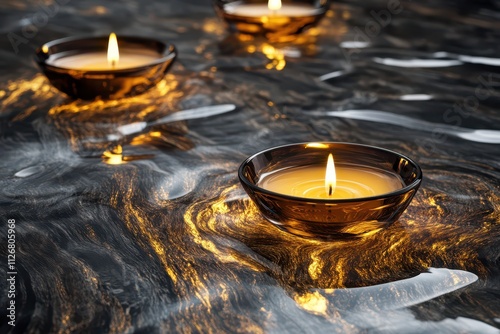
(35, 35, 176, 74)
(238, 141, 423, 203)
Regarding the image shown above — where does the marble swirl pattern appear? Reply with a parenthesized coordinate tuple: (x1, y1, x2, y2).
(0, 0, 499, 333)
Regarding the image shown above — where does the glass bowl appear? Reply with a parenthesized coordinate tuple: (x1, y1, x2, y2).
(213, 0, 330, 41)
(238, 142, 423, 239)
(35, 35, 176, 100)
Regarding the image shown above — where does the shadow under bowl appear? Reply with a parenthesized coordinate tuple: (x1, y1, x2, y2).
(238, 142, 422, 239)
(35, 35, 176, 100)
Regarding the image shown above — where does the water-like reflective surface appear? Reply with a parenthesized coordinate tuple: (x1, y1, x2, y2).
(1, 0, 500, 332)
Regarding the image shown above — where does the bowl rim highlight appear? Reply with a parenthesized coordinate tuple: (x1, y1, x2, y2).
(36, 34, 176, 74)
(238, 141, 423, 204)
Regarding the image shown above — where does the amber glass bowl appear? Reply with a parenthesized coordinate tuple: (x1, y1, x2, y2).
(35, 35, 176, 100)
(213, 0, 330, 40)
(238, 142, 422, 239)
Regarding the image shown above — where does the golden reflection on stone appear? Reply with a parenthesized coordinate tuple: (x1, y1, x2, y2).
(102, 145, 124, 165)
(129, 130, 193, 151)
(110, 171, 179, 286)
(183, 185, 271, 273)
(262, 44, 287, 70)
(294, 291, 329, 316)
(218, 31, 320, 66)
(308, 252, 323, 280)
(48, 74, 179, 117)
(42, 74, 199, 155)
(203, 18, 226, 36)
(1, 75, 58, 113)
(183, 189, 240, 265)
(179, 180, 498, 295)
(94, 5, 107, 14)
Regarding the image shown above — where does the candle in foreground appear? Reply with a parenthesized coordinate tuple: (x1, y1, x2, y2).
(258, 153, 404, 199)
(238, 142, 422, 238)
(46, 33, 160, 71)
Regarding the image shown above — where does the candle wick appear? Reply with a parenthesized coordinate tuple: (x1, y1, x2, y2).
(328, 185, 333, 196)
(111, 60, 116, 69)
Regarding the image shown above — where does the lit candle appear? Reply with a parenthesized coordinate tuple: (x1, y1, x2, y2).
(258, 153, 404, 199)
(46, 33, 161, 71)
(223, 0, 320, 18)
(239, 142, 422, 238)
(36, 34, 176, 99)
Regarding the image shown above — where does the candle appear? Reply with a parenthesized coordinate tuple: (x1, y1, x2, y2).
(258, 154, 404, 199)
(238, 142, 422, 238)
(223, 2, 321, 18)
(214, 0, 329, 39)
(46, 33, 161, 71)
(259, 165, 404, 199)
(36, 34, 176, 100)
(47, 51, 161, 71)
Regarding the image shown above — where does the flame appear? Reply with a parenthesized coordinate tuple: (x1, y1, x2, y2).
(325, 153, 336, 196)
(268, 0, 281, 11)
(107, 33, 119, 68)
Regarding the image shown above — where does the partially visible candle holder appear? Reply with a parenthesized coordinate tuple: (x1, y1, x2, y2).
(35, 35, 176, 100)
(213, 0, 330, 42)
(238, 142, 422, 239)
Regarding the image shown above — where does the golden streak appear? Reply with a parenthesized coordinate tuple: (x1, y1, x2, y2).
(308, 253, 323, 280)
(294, 291, 328, 316)
(261, 44, 286, 71)
(107, 32, 119, 68)
(102, 145, 124, 165)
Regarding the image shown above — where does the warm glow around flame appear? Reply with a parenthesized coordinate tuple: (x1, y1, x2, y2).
(268, 0, 282, 11)
(107, 33, 119, 67)
(325, 153, 336, 196)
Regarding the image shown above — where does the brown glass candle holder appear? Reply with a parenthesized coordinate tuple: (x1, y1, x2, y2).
(238, 142, 422, 239)
(35, 35, 176, 100)
(213, 0, 330, 41)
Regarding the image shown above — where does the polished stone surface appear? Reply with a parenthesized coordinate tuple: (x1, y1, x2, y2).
(1, 0, 500, 333)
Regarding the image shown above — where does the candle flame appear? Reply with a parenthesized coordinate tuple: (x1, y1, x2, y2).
(325, 153, 336, 196)
(268, 0, 282, 11)
(107, 33, 119, 68)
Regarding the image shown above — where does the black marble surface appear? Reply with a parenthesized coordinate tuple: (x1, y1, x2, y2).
(1, 0, 500, 333)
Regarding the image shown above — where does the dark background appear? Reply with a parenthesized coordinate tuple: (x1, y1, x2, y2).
(1, 0, 500, 333)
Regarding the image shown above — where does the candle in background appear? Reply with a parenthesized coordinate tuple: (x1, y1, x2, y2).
(36, 34, 177, 99)
(46, 33, 161, 71)
(223, 0, 321, 18)
(214, 0, 329, 40)
(258, 153, 404, 199)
